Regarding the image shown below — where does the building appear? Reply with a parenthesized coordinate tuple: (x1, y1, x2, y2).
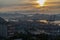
(0, 17, 15, 38)
(7, 22, 16, 37)
(0, 17, 7, 38)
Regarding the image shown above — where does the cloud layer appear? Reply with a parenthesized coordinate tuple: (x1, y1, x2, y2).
(0, 0, 60, 14)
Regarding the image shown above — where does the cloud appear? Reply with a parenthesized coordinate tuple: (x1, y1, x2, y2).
(0, 0, 29, 7)
(0, 1, 60, 14)
(0, 4, 60, 13)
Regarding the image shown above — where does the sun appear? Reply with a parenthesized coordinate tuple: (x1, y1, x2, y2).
(37, 0, 46, 6)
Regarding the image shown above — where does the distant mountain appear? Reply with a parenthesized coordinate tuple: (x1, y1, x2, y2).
(0, 13, 60, 21)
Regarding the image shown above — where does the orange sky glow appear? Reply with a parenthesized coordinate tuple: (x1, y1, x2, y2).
(0, 0, 60, 14)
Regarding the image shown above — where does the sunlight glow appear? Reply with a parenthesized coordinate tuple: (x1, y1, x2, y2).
(37, 0, 46, 6)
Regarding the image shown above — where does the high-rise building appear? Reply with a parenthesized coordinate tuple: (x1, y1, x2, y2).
(0, 17, 15, 38)
(0, 17, 7, 38)
(7, 22, 16, 37)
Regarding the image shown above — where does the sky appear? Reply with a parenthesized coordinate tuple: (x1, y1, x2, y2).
(0, 0, 59, 5)
(0, 0, 60, 14)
